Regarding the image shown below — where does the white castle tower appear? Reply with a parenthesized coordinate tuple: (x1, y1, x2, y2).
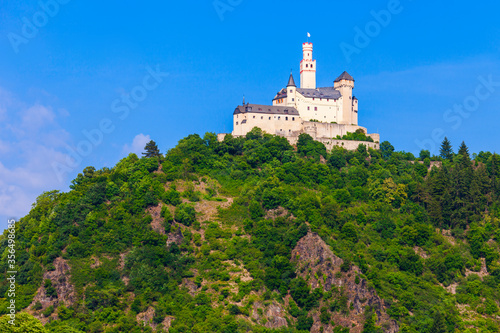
(300, 43, 316, 89)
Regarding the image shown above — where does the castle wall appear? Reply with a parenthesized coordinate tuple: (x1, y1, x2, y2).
(301, 121, 369, 140)
(218, 133, 379, 151)
(233, 112, 302, 136)
(294, 96, 341, 123)
(286, 136, 379, 151)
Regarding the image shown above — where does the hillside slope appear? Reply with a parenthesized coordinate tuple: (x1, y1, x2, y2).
(1, 130, 500, 333)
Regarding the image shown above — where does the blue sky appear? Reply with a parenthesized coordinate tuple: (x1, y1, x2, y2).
(0, 0, 499, 229)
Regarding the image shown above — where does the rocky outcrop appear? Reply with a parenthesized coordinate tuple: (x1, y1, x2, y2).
(166, 225, 184, 247)
(252, 301, 288, 329)
(137, 306, 175, 332)
(292, 232, 399, 333)
(27, 257, 76, 323)
(147, 204, 166, 235)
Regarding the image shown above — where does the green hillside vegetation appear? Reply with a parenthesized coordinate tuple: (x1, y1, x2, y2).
(1, 128, 499, 332)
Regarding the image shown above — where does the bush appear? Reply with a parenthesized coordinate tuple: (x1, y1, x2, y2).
(175, 203, 196, 226)
(43, 305, 55, 317)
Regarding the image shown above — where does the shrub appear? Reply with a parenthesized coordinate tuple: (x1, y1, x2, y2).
(175, 203, 196, 226)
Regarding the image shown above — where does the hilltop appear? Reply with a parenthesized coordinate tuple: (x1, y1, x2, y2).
(1, 129, 500, 333)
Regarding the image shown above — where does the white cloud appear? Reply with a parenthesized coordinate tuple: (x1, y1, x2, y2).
(0, 88, 75, 228)
(21, 104, 56, 131)
(122, 134, 151, 157)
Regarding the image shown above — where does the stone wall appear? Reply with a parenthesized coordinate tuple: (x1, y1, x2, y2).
(217, 133, 379, 151)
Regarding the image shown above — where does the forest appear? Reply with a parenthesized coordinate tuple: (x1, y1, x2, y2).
(0, 128, 499, 333)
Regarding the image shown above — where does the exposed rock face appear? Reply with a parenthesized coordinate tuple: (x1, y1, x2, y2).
(27, 257, 76, 323)
(147, 204, 166, 235)
(252, 301, 288, 329)
(137, 306, 175, 331)
(292, 232, 399, 333)
(137, 306, 156, 330)
(167, 226, 184, 247)
(264, 302, 288, 328)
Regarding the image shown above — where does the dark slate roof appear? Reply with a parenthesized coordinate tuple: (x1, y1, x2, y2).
(296, 87, 341, 99)
(334, 71, 355, 82)
(287, 72, 296, 87)
(233, 104, 299, 116)
(273, 88, 287, 100)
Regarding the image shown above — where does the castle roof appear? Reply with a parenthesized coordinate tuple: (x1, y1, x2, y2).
(334, 71, 355, 82)
(297, 87, 341, 99)
(233, 104, 299, 116)
(287, 72, 296, 87)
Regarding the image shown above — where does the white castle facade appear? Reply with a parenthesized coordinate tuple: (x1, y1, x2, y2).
(221, 42, 380, 150)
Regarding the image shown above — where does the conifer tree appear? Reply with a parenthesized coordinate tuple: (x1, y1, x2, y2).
(143, 140, 161, 158)
(458, 141, 469, 156)
(439, 137, 453, 160)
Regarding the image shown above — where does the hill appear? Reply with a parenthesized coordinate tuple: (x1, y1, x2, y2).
(1, 129, 500, 333)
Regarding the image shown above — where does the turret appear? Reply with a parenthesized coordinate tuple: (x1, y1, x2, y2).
(334, 71, 356, 125)
(286, 71, 297, 106)
(300, 43, 316, 89)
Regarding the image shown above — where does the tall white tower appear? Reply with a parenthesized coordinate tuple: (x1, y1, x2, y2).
(300, 43, 316, 89)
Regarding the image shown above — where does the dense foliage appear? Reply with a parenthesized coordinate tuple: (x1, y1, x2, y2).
(1, 128, 499, 332)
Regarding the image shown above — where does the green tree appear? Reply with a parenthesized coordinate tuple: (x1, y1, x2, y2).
(380, 141, 394, 160)
(0, 312, 48, 332)
(429, 312, 447, 333)
(439, 137, 453, 160)
(142, 140, 161, 158)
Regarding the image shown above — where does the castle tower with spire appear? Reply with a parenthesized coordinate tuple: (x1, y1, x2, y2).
(300, 43, 316, 89)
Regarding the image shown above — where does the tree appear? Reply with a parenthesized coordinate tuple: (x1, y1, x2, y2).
(429, 312, 447, 333)
(142, 140, 161, 158)
(419, 149, 431, 160)
(380, 141, 394, 160)
(439, 137, 453, 160)
(457, 141, 471, 167)
(0, 312, 47, 332)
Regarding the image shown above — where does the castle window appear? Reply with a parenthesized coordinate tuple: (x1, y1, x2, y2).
(278, 116, 280, 120)
(290, 90, 292, 93)
(253, 116, 255, 118)
(306, 64, 308, 68)
(292, 98, 294, 101)
(315, 107, 318, 111)
(307, 106, 310, 110)
(261, 116, 263, 119)
(313, 98, 315, 101)
(327, 99, 329, 102)
(269, 117, 271, 120)
(311, 65, 313, 68)
(236, 122, 238, 125)
(286, 117, 288, 120)
(292, 117, 295, 121)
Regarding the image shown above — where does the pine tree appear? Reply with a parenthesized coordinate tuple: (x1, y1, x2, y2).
(439, 137, 453, 160)
(142, 140, 161, 158)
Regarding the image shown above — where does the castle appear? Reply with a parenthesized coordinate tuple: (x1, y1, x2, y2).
(220, 42, 380, 151)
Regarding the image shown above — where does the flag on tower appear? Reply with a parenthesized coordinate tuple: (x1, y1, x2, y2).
(307, 32, 311, 38)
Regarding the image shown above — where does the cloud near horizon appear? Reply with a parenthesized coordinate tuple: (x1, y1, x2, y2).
(0, 87, 74, 229)
(121, 134, 151, 157)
